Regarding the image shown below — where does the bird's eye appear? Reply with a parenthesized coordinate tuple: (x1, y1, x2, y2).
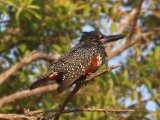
(95, 35, 103, 39)
(99, 35, 103, 38)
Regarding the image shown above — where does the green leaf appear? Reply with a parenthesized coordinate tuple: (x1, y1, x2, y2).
(155, 46, 160, 61)
(83, 4, 90, 16)
(110, 22, 117, 33)
(28, 5, 40, 10)
(143, 77, 152, 90)
(0, 0, 17, 8)
(15, 7, 23, 23)
(20, 44, 27, 52)
(101, 1, 108, 14)
(25, 0, 33, 6)
(28, 9, 42, 20)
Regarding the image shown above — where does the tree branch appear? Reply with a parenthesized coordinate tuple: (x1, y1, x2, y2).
(118, 0, 144, 35)
(0, 51, 59, 85)
(0, 113, 35, 120)
(126, 0, 144, 41)
(85, 64, 122, 82)
(117, 9, 138, 34)
(108, 28, 158, 59)
(0, 84, 58, 107)
(107, 0, 144, 56)
(27, 107, 134, 115)
(0, 107, 134, 120)
(108, 37, 139, 59)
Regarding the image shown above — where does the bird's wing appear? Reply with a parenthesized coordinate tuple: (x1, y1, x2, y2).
(57, 46, 94, 93)
(57, 63, 85, 93)
(47, 42, 86, 75)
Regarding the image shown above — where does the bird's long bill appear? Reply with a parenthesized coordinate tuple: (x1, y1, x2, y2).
(101, 34, 126, 43)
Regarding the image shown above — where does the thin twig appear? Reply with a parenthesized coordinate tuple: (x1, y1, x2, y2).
(53, 65, 122, 120)
(85, 64, 122, 82)
(0, 107, 134, 120)
(28, 107, 134, 115)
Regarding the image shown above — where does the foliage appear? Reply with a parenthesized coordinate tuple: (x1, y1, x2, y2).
(0, 0, 159, 119)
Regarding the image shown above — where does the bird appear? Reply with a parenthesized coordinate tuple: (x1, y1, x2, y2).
(30, 31, 125, 93)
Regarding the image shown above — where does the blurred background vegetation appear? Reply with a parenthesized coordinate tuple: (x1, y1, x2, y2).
(0, 0, 160, 120)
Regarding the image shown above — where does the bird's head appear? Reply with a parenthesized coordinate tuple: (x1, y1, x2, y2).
(80, 31, 126, 46)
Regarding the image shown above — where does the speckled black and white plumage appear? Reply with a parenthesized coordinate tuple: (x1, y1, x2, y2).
(30, 31, 125, 93)
(48, 40, 106, 92)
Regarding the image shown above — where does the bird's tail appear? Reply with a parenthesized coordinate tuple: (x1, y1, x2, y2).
(30, 75, 48, 90)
